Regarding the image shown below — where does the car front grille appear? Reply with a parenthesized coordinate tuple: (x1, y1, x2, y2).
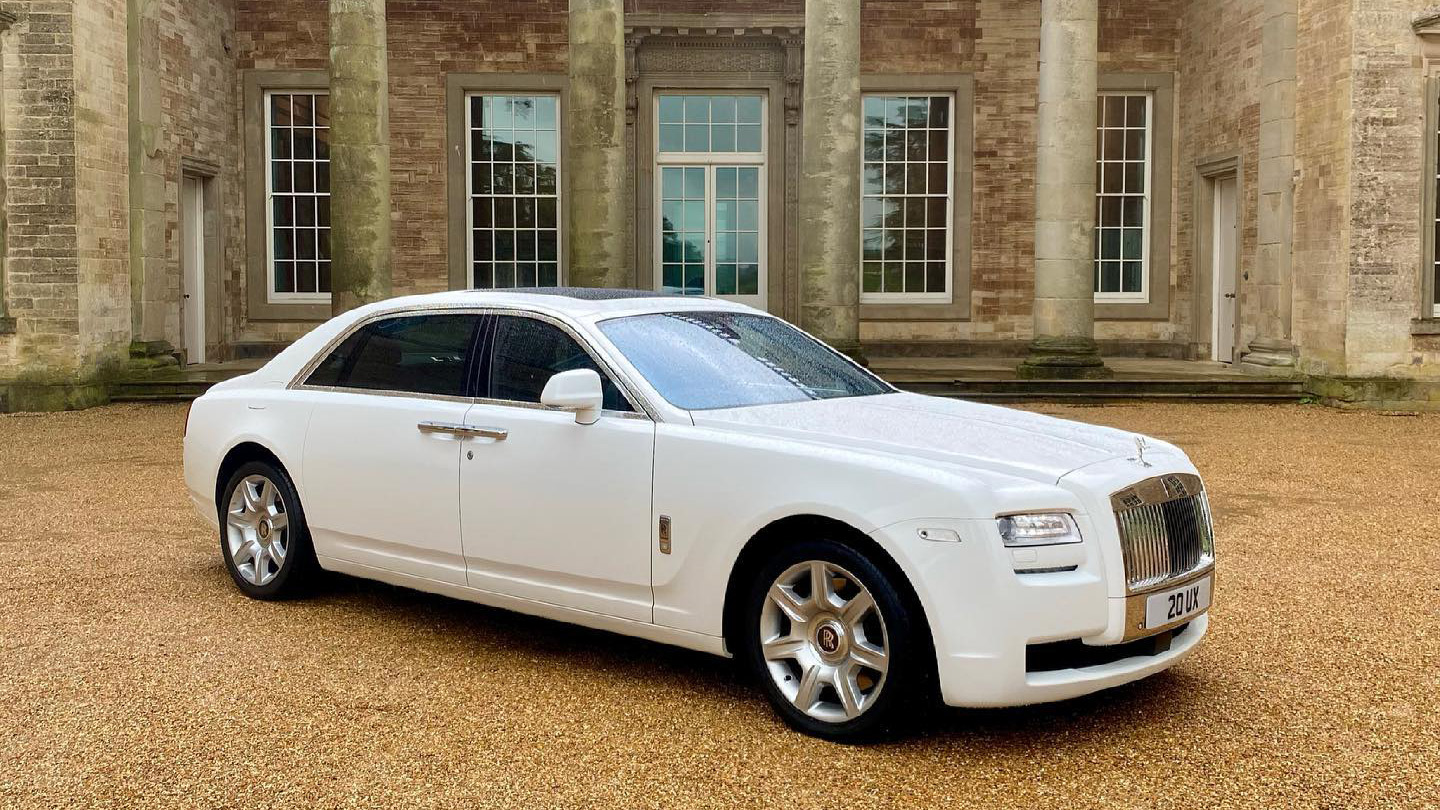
(1110, 474, 1215, 592)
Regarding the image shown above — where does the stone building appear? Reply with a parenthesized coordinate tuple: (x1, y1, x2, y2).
(1, 0, 1439, 408)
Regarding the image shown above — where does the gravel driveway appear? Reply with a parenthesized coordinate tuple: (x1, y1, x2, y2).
(1, 403, 1435, 809)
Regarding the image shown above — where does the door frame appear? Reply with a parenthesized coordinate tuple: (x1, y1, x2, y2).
(1191, 154, 1244, 362)
(179, 159, 222, 364)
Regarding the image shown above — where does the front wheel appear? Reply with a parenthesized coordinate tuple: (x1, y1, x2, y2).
(219, 461, 317, 600)
(743, 538, 933, 742)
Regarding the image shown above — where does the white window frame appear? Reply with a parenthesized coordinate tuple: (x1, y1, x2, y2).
(858, 92, 956, 306)
(650, 92, 769, 308)
(264, 89, 331, 305)
(1093, 90, 1153, 305)
(465, 91, 564, 289)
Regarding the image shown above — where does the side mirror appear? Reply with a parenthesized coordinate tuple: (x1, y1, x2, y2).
(540, 369, 604, 425)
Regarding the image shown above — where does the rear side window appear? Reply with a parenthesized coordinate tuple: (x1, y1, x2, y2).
(487, 315, 632, 412)
(305, 314, 479, 397)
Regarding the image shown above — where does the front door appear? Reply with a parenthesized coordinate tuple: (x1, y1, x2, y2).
(181, 175, 206, 364)
(460, 313, 655, 621)
(653, 93, 767, 307)
(1212, 176, 1238, 362)
(299, 312, 481, 585)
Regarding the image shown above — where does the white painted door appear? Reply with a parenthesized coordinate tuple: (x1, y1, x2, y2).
(181, 176, 206, 364)
(1212, 176, 1238, 362)
(460, 314, 655, 621)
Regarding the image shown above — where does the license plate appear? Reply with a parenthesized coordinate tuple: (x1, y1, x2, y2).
(1145, 576, 1211, 629)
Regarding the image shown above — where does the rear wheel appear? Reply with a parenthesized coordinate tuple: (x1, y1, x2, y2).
(743, 538, 931, 742)
(219, 461, 316, 600)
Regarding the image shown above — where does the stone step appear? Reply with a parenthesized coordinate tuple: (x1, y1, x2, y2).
(896, 378, 1304, 397)
(908, 389, 1305, 404)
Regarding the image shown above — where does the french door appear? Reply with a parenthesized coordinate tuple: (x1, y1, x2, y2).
(653, 93, 767, 307)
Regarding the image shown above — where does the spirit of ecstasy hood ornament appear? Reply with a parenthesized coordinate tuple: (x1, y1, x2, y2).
(1131, 436, 1152, 467)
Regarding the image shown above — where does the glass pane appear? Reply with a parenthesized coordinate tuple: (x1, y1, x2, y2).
(737, 96, 763, 124)
(738, 264, 759, 296)
(488, 316, 630, 410)
(658, 95, 684, 124)
(337, 314, 478, 396)
(715, 264, 737, 295)
(685, 123, 710, 152)
(659, 123, 685, 152)
(684, 95, 709, 123)
(600, 312, 889, 410)
(736, 124, 762, 153)
(712, 96, 737, 123)
(684, 167, 705, 198)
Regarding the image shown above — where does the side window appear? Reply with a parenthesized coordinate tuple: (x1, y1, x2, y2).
(305, 314, 478, 397)
(487, 315, 633, 412)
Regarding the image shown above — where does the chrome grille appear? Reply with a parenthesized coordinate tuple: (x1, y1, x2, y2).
(1111, 474, 1215, 592)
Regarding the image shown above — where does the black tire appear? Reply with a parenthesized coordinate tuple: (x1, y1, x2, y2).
(741, 537, 934, 742)
(217, 460, 318, 600)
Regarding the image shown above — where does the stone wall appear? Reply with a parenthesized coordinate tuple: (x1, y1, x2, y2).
(150, 0, 241, 358)
(1174, 0, 1263, 356)
(1342, 0, 1438, 379)
(1, 1, 81, 375)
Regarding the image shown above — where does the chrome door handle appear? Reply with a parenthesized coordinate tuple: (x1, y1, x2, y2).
(417, 421, 508, 440)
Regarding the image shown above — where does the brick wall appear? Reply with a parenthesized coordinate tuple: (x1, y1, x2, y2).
(1, 1, 81, 375)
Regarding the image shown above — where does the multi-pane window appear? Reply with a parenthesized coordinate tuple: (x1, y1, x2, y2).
(267, 91, 331, 299)
(1094, 92, 1152, 301)
(654, 94, 767, 302)
(469, 94, 561, 289)
(658, 95, 763, 154)
(860, 94, 953, 301)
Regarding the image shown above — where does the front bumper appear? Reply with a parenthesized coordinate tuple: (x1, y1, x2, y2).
(872, 506, 1210, 708)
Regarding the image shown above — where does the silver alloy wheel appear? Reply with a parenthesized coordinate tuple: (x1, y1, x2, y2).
(225, 474, 289, 587)
(760, 560, 890, 723)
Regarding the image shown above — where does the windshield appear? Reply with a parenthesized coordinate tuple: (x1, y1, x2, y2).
(598, 311, 893, 410)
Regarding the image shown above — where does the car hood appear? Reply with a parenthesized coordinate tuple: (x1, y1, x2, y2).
(691, 392, 1174, 484)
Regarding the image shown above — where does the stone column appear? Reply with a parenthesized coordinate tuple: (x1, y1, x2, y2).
(328, 0, 391, 314)
(567, 0, 628, 289)
(798, 0, 862, 357)
(1241, 0, 1299, 373)
(1018, 0, 1111, 379)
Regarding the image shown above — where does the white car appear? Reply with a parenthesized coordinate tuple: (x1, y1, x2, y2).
(183, 288, 1214, 741)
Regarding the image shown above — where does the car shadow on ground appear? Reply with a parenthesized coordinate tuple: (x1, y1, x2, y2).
(259, 565, 1210, 748)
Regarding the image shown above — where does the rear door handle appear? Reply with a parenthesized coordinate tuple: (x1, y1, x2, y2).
(417, 421, 508, 440)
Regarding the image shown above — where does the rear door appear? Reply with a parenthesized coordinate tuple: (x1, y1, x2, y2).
(459, 312, 656, 621)
(299, 311, 481, 585)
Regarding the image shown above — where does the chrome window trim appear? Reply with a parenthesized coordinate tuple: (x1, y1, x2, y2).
(288, 304, 659, 421)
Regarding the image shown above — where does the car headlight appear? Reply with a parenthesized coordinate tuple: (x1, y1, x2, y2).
(996, 512, 1082, 547)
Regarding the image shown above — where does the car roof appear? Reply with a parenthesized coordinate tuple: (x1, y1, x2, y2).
(361, 287, 759, 322)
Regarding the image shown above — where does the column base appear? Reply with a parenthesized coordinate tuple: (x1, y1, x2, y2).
(1017, 336, 1114, 379)
(1238, 337, 1298, 376)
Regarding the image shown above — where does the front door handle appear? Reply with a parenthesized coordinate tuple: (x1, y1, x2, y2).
(417, 421, 508, 440)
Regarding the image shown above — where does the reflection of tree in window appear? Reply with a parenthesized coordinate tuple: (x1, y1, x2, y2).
(470, 94, 560, 289)
(860, 95, 951, 296)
